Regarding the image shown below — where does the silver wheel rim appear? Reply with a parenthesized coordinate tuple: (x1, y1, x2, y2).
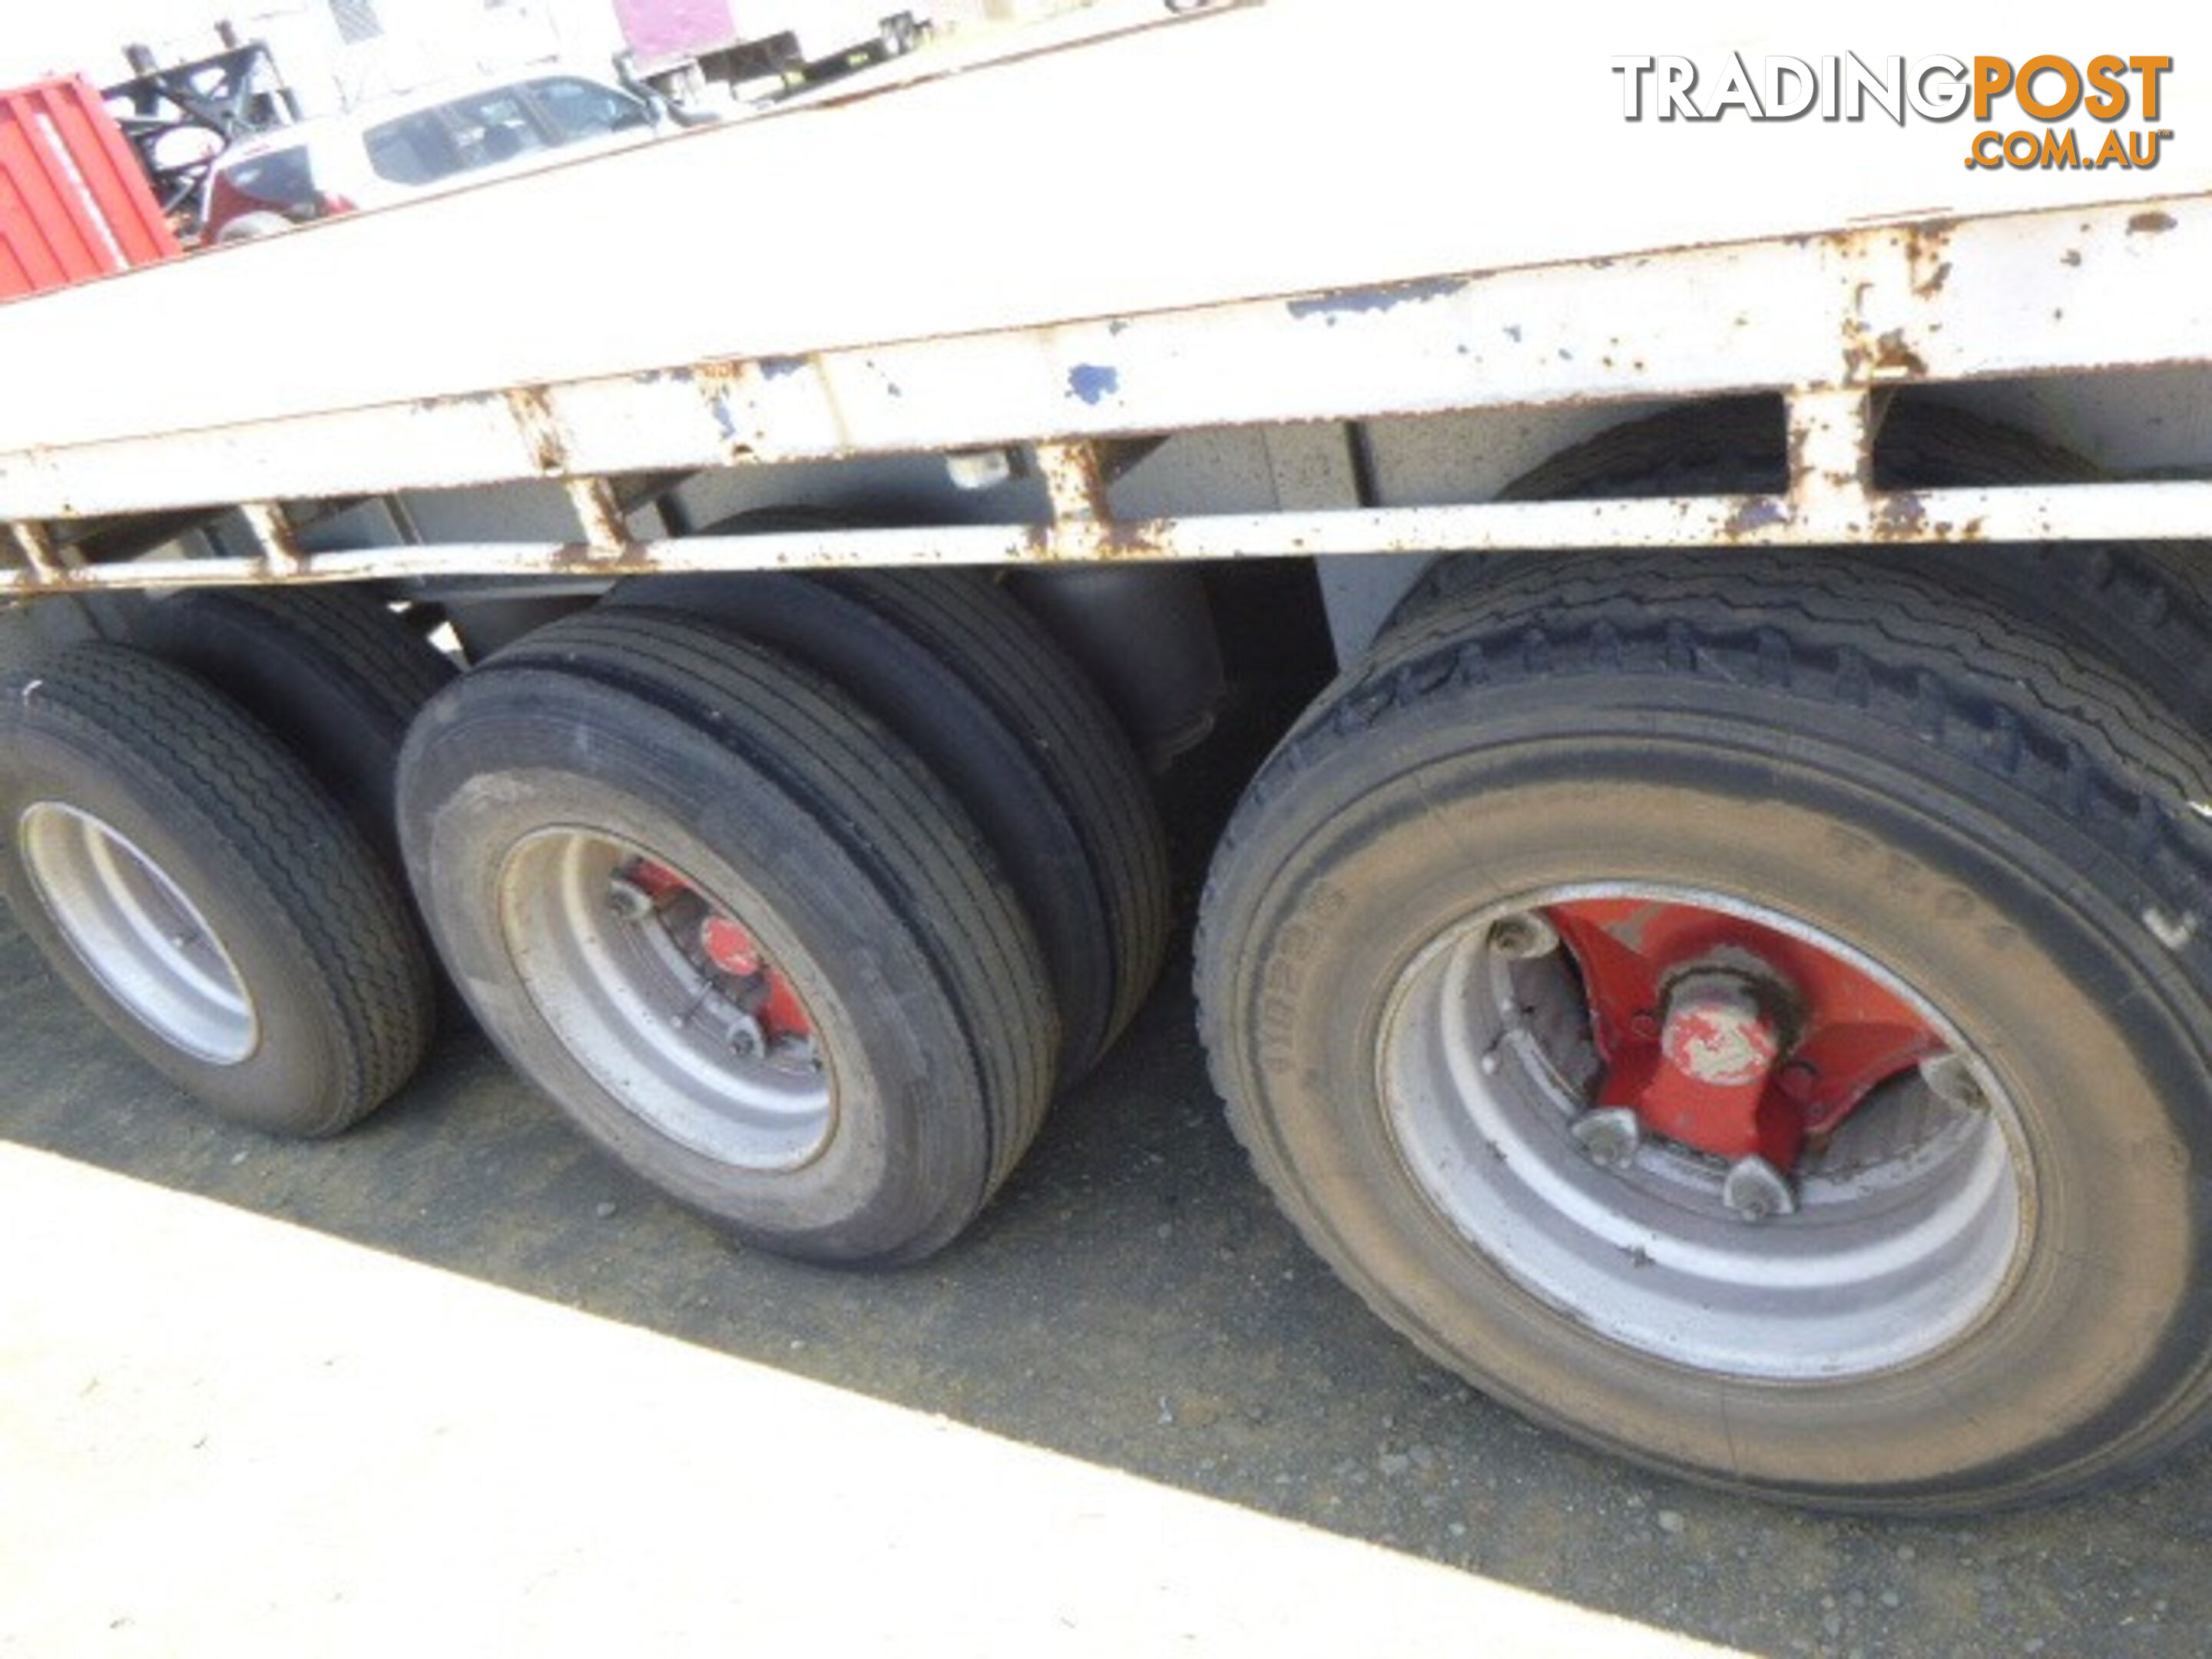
(18, 802, 258, 1065)
(1379, 886, 2028, 1382)
(498, 830, 834, 1171)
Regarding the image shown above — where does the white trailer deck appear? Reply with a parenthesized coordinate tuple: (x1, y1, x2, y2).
(2, 0, 2207, 589)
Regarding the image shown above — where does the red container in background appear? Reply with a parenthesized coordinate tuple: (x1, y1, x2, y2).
(1, 77, 180, 300)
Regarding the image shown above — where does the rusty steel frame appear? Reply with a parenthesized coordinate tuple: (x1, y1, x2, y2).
(11, 472, 2212, 602)
(1, 190, 2207, 600)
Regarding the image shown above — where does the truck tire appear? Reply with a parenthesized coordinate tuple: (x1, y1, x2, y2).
(114, 586, 455, 870)
(607, 565, 1168, 1084)
(1198, 550, 2212, 1511)
(0, 643, 435, 1136)
(396, 608, 1057, 1265)
(1382, 400, 2212, 727)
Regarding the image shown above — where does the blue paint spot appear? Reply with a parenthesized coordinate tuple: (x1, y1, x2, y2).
(1286, 277, 1466, 322)
(709, 395, 740, 442)
(1727, 498, 1789, 533)
(760, 355, 806, 381)
(1068, 364, 1120, 406)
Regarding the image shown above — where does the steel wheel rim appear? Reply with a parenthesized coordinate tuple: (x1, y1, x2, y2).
(18, 802, 258, 1065)
(1379, 885, 2028, 1382)
(499, 829, 834, 1171)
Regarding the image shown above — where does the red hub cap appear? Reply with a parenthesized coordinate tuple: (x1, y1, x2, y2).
(622, 858, 815, 1045)
(1541, 898, 1945, 1170)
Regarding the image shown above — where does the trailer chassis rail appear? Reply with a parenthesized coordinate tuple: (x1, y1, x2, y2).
(3, 192, 2206, 598)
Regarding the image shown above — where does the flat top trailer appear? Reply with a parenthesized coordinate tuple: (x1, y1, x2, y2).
(2, 0, 2204, 578)
(3, 0, 2211, 1518)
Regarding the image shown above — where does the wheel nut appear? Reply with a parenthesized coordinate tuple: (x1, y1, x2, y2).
(606, 875, 657, 922)
(1722, 1154, 1797, 1223)
(1919, 1052, 1987, 1110)
(770, 1032, 821, 1072)
(1571, 1107, 1644, 1171)
(1489, 911, 1561, 960)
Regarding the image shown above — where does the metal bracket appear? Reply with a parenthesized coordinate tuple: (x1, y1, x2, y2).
(1036, 441, 1112, 524)
(565, 477, 633, 562)
(1786, 388, 1874, 519)
(239, 502, 305, 578)
(1035, 440, 1113, 561)
(2, 521, 68, 584)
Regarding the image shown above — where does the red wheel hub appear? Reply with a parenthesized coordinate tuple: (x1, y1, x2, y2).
(624, 858, 814, 1042)
(1541, 899, 1943, 1170)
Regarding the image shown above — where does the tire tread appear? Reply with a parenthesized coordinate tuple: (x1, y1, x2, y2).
(821, 570, 1171, 1060)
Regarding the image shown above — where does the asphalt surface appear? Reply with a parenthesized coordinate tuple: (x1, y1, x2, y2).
(5, 684, 2211, 1657)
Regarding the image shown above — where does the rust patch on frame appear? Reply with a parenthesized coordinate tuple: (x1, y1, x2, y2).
(1038, 521, 1175, 562)
(1900, 217, 1958, 297)
(1866, 330, 1928, 381)
(1836, 213, 1955, 383)
(1845, 325, 1927, 383)
(1098, 518, 1175, 561)
(505, 386, 570, 475)
(240, 502, 306, 577)
(1036, 441, 1114, 525)
(1035, 440, 1104, 561)
(564, 477, 633, 562)
(1031, 445, 1176, 561)
(2128, 210, 2179, 235)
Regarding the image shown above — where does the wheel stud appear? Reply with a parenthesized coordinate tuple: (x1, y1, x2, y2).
(770, 1032, 821, 1071)
(1570, 1105, 1644, 1171)
(1919, 1052, 1987, 1110)
(606, 873, 658, 922)
(1721, 1154, 1797, 1223)
(1488, 910, 1561, 960)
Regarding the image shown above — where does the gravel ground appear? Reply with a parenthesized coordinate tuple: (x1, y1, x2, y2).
(4, 684, 2210, 1657)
